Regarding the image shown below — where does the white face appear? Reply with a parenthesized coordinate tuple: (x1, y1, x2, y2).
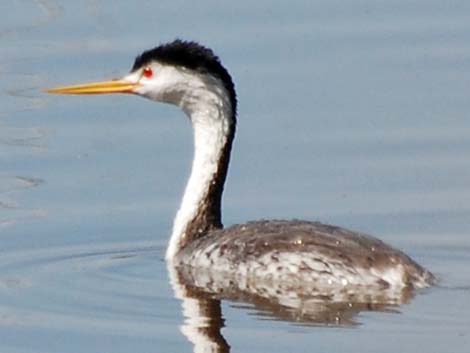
(123, 62, 197, 105)
(121, 60, 233, 125)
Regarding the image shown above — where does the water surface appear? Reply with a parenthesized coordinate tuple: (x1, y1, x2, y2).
(1, 1, 469, 352)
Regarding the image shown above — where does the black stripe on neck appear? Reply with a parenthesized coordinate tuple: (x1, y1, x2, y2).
(180, 121, 236, 247)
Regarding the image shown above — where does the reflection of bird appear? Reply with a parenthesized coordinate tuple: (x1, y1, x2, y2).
(48, 40, 435, 293)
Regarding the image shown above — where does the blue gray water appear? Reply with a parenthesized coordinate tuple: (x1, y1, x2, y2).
(1, 0, 469, 352)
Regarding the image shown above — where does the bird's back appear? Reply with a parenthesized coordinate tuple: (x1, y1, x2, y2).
(176, 220, 435, 290)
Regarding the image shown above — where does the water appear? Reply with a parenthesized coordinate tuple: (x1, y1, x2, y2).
(1, 0, 469, 352)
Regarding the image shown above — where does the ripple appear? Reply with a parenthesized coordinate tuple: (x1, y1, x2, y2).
(0, 174, 46, 227)
(0, 241, 178, 336)
(0, 0, 62, 38)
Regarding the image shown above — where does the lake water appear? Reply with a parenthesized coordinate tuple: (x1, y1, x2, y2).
(1, 0, 469, 352)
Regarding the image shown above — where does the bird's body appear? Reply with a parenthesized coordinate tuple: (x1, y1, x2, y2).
(48, 40, 435, 293)
(178, 220, 433, 290)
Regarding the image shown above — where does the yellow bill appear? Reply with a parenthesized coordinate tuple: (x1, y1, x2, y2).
(47, 79, 138, 95)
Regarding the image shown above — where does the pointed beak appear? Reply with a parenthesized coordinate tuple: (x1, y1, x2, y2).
(46, 78, 139, 95)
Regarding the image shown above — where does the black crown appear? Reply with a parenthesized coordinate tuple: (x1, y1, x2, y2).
(132, 40, 237, 118)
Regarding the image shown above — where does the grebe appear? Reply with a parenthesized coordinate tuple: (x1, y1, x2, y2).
(48, 40, 435, 291)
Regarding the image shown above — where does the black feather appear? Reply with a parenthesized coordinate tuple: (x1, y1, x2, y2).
(132, 40, 237, 118)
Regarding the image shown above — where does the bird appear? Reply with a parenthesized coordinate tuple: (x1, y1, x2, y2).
(47, 39, 435, 293)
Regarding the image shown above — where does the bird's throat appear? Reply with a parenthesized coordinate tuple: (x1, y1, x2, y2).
(166, 97, 235, 260)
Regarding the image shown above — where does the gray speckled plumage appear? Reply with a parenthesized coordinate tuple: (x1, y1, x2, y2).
(176, 219, 435, 290)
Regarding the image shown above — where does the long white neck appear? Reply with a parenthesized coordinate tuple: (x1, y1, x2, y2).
(166, 80, 235, 260)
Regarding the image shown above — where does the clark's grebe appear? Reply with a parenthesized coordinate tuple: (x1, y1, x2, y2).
(48, 39, 435, 291)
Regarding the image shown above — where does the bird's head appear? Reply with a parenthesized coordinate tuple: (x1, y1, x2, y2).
(47, 40, 237, 117)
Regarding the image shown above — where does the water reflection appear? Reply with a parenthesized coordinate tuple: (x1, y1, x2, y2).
(169, 265, 230, 353)
(169, 262, 417, 352)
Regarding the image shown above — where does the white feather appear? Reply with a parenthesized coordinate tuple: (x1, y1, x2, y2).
(127, 64, 233, 259)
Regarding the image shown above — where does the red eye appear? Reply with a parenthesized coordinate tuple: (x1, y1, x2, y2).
(143, 67, 153, 78)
